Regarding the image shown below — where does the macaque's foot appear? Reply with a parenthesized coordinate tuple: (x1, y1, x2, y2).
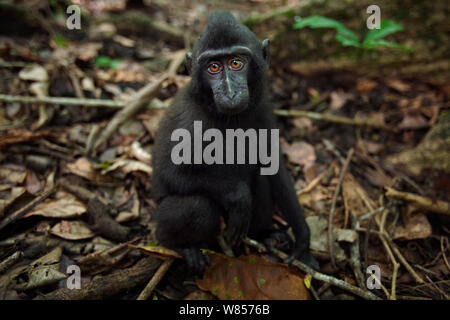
(178, 247, 211, 277)
(285, 249, 320, 271)
(262, 230, 294, 253)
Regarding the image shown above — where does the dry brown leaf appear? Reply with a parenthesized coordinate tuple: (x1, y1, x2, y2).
(387, 79, 411, 92)
(50, 220, 95, 240)
(298, 185, 330, 212)
(129, 244, 182, 259)
(101, 159, 152, 175)
(18, 64, 48, 82)
(330, 90, 349, 110)
(0, 166, 27, 184)
(393, 206, 432, 240)
(398, 114, 429, 130)
(387, 117, 450, 174)
(25, 170, 41, 195)
(342, 173, 377, 217)
(281, 140, 316, 167)
(25, 192, 86, 219)
(196, 254, 308, 300)
(66, 157, 96, 180)
(356, 79, 377, 93)
(0, 129, 53, 149)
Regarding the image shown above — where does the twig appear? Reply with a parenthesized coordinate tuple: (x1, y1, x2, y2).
(0, 187, 54, 231)
(300, 91, 331, 111)
(274, 109, 394, 130)
(0, 251, 24, 274)
(137, 258, 174, 300)
(92, 75, 168, 151)
(243, 237, 380, 300)
(387, 239, 425, 284)
(391, 259, 400, 300)
(328, 148, 354, 267)
(297, 169, 328, 195)
(350, 214, 365, 289)
(378, 209, 399, 300)
(0, 93, 125, 108)
(385, 187, 450, 215)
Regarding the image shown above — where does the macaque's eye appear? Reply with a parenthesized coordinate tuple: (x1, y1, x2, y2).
(229, 58, 244, 70)
(207, 62, 222, 74)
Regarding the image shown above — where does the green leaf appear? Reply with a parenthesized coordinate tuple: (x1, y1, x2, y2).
(94, 55, 121, 69)
(363, 20, 404, 44)
(362, 39, 412, 50)
(53, 34, 67, 48)
(293, 16, 360, 48)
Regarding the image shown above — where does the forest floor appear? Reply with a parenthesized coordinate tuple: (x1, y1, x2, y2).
(0, 0, 449, 300)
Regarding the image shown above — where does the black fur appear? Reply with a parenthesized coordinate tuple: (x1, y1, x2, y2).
(152, 11, 318, 275)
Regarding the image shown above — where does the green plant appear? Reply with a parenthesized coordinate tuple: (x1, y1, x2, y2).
(293, 16, 411, 51)
(94, 55, 121, 69)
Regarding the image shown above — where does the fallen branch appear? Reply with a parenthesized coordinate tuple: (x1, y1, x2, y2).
(328, 148, 354, 267)
(0, 93, 125, 108)
(243, 237, 381, 300)
(0, 187, 54, 231)
(385, 187, 450, 215)
(35, 257, 161, 300)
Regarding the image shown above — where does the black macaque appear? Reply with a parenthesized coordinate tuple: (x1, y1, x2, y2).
(152, 11, 318, 275)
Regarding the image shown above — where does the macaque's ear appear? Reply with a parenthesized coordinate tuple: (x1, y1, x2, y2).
(186, 52, 193, 74)
(262, 38, 270, 66)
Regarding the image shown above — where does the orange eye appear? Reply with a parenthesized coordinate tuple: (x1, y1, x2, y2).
(207, 62, 222, 74)
(229, 59, 243, 70)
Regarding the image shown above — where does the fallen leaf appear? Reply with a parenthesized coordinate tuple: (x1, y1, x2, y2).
(0, 247, 66, 290)
(25, 170, 41, 194)
(387, 116, 450, 174)
(197, 254, 308, 300)
(281, 140, 316, 167)
(393, 206, 432, 240)
(398, 114, 429, 130)
(50, 220, 95, 240)
(101, 159, 152, 175)
(342, 173, 377, 218)
(0, 129, 53, 149)
(0, 166, 27, 184)
(356, 79, 377, 93)
(330, 90, 349, 110)
(387, 79, 411, 92)
(19, 64, 48, 82)
(25, 192, 86, 219)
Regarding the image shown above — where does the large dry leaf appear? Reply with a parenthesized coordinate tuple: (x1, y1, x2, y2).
(387, 116, 450, 174)
(0, 166, 27, 184)
(50, 220, 95, 240)
(306, 216, 346, 261)
(0, 129, 53, 149)
(25, 192, 86, 219)
(196, 254, 308, 300)
(19, 64, 48, 82)
(101, 159, 152, 175)
(281, 140, 316, 167)
(0, 247, 66, 290)
(393, 206, 432, 240)
(66, 157, 97, 180)
(342, 173, 377, 217)
(0, 186, 26, 215)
